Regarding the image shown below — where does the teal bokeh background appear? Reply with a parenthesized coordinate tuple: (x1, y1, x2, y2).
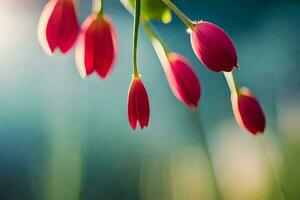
(0, 0, 299, 199)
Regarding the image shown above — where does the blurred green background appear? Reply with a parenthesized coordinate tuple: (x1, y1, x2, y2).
(0, 0, 299, 199)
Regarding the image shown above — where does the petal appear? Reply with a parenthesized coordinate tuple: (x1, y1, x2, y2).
(84, 16, 98, 75)
(128, 78, 138, 130)
(94, 17, 118, 78)
(75, 14, 98, 77)
(58, 0, 79, 53)
(38, 0, 61, 55)
(135, 79, 150, 129)
(75, 30, 86, 78)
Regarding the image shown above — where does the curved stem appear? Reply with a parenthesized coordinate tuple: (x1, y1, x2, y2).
(223, 72, 239, 95)
(142, 21, 172, 74)
(133, 0, 141, 77)
(161, 0, 195, 29)
(142, 22, 169, 56)
(259, 137, 286, 200)
(191, 112, 222, 199)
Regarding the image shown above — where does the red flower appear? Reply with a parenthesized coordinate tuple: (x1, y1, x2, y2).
(38, 0, 79, 55)
(76, 14, 117, 78)
(164, 52, 201, 108)
(128, 77, 150, 130)
(232, 88, 266, 135)
(190, 21, 238, 72)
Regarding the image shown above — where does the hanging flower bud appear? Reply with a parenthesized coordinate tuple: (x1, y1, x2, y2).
(190, 21, 238, 72)
(38, 0, 79, 55)
(164, 52, 201, 108)
(128, 76, 150, 130)
(76, 14, 117, 78)
(232, 88, 266, 135)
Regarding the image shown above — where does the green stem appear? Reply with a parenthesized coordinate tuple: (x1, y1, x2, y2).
(223, 72, 239, 95)
(133, 0, 141, 77)
(142, 22, 169, 56)
(142, 21, 172, 74)
(99, 0, 104, 15)
(192, 112, 222, 200)
(161, 0, 195, 29)
(120, 0, 170, 70)
(259, 137, 286, 200)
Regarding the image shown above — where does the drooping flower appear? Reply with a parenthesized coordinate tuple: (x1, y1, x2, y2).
(163, 52, 201, 108)
(190, 21, 238, 72)
(76, 14, 117, 79)
(232, 88, 266, 135)
(38, 0, 79, 55)
(128, 76, 150, 130)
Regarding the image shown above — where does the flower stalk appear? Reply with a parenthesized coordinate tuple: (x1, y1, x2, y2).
(191, 113, 222, 199)
(141, 22, 171, 73)
(92, 0, 104, 15)
(259, 137, 286, 200)
(161, 0, 195, 29)
(133, 0, 141, 77)
(223, 72, 239, 94)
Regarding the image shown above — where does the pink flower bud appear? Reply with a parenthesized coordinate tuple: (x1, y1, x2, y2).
(76, 14, 117, 78)
(164, 52, 201, 108)
(128, 77, 150, 130)
(38, 0, 79, 54)
(232, 88, 266, 135)
(190, 21, 238, 72)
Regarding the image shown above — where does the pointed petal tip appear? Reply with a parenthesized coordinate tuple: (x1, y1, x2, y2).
(144, 121, 149, 128)
(130, 123, 137, 131)
(97, 72, 109, 80)
(258, 126, 266, 134)
(141, 122, 149, 130)
(80, 74, 87, 79)
(251, 130, 264, 136)
(59, 46, 72, 54)
(188, 103, 198, 111)
(46, 49, 55, 56)
(257, 131, 265, 135)
(139, 125, 148, 131)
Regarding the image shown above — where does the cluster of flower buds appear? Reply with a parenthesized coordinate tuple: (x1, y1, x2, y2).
(38, 0, 117, 79)
(38, 0, 266, 135)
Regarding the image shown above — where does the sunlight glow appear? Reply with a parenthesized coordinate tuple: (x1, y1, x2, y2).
(0, 3, 20, 48)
